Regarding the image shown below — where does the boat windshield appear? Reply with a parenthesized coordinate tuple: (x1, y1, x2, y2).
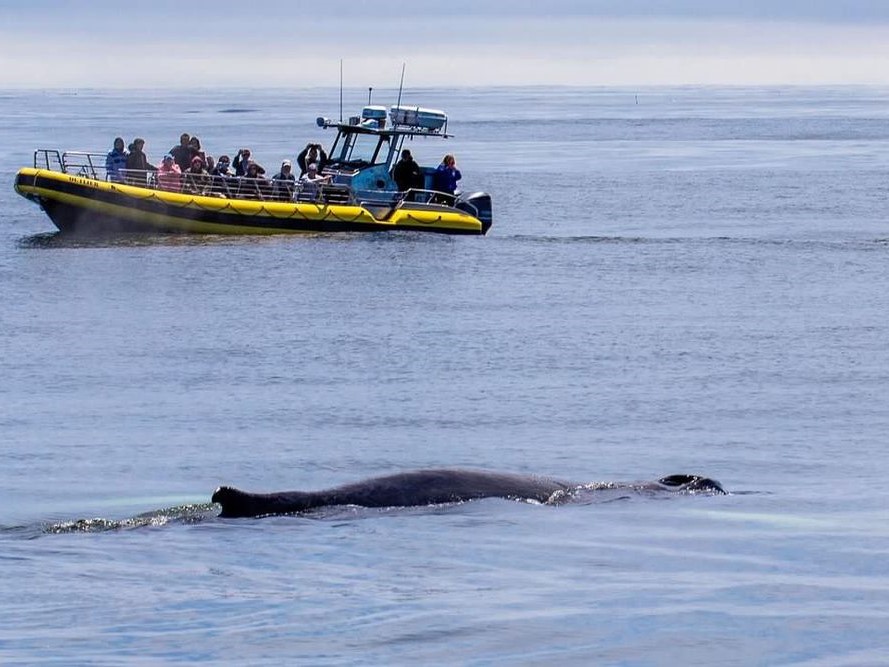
(346, 133, 388, 165)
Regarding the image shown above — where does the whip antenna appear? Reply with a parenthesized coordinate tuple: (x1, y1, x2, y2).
(395, 63, 406, 111)
(339, 59, 343, 122)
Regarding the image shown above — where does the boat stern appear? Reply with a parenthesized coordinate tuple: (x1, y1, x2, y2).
(457, 192, 493, 234)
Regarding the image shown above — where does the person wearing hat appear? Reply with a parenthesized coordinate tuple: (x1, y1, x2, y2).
(156, 153, 182, 192)
(271, 159, 296, 201)
(206, 154, 235, 196)
(239, 160, 271, 200)
(183, 154, 211, 195)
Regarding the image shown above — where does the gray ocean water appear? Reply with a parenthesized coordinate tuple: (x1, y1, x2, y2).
(2, 86, 889, 665)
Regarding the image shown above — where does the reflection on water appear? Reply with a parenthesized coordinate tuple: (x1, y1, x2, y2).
(16, 230, 338, 249)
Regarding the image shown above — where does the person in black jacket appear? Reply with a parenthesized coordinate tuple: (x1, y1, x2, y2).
(170, 133, 192, 171)
(233, 148, 253, 176)
(393, 149, 423, 191)
(296, 143, 328, 176)
(124, 138, 156, 186)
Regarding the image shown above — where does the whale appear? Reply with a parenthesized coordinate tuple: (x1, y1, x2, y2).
(212, 469, 726, 518)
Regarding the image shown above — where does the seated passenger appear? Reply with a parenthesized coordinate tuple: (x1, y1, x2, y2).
(297, 143, 328, 176)
(238, 161, 271, 199)
(271, 159, 296, 201)
(188, 136, 206, 167)
(297, 162, 330, 200)
(210, 155, 232, 177)
(208, 155, 236, 196)
(182, 156, 211, 195)
(105, 137, 128, 182)
(156, 154, 182, 192)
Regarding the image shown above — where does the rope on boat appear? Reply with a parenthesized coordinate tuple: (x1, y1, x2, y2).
(326, 208, 371, 223)
(118, 185, 378, 225)
(402, 213, 442, 224)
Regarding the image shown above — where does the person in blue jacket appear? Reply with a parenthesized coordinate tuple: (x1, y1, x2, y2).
(432, 154, 461, 196)
(105, 137, 129, 182)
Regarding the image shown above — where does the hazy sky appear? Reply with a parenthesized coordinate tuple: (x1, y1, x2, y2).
(2, 1, 889, 87)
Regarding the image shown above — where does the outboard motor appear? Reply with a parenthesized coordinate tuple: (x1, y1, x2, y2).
(457, 192, 493, 234)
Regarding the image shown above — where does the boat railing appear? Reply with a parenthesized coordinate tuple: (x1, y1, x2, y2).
(111, 168, 357, 205)
(33, 149, 64, 172)
(399, 188, 457, 207)
(61, 151, 106, 179)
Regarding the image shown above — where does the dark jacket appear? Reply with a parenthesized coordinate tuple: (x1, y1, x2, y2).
(124, 147, 156, 186)
(233, 152, 253, 177)
(297, 146, 329, 176)
(170, 144, 192, 172)
(126, 148, 155, 171)
(393, 157, 423, 191)
(271, 171, 296, 201)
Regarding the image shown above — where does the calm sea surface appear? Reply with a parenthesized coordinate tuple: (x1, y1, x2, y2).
(2, 86, 889, 665)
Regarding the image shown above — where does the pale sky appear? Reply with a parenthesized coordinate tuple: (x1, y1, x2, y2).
(2, 1, 889, 87)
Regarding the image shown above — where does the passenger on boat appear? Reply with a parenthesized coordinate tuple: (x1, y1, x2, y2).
(124, 138, 156, 186)
(182, 156, 212, 196)
(209, 155, 235, 196)
(297, 163, 330, 200)
(157, 154, 183, 192)
(188, 136, 207, 167)
(271, 159, 296, 201)
(233, 148, 253, 177)
(432, 154, 461, 196)
(105, 137, 129, 182)
(238, 161, 271, 199)
(170, 133, 193, 172)
(393, 149, 423, 192)
(297, 143, 328, 177)
(211, 155, 232, 177)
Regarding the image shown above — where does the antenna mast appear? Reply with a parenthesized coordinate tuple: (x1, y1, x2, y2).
(339, 59, 343, 122)
(395, 63, 406, 110)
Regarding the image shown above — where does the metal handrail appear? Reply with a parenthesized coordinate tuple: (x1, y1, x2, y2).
(29, 149, 456, 209)
(33, 149, 64, 171)
(399, 188, 457, 207)
(109, 168, 358, 205)
(61, 151, 105, 179)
